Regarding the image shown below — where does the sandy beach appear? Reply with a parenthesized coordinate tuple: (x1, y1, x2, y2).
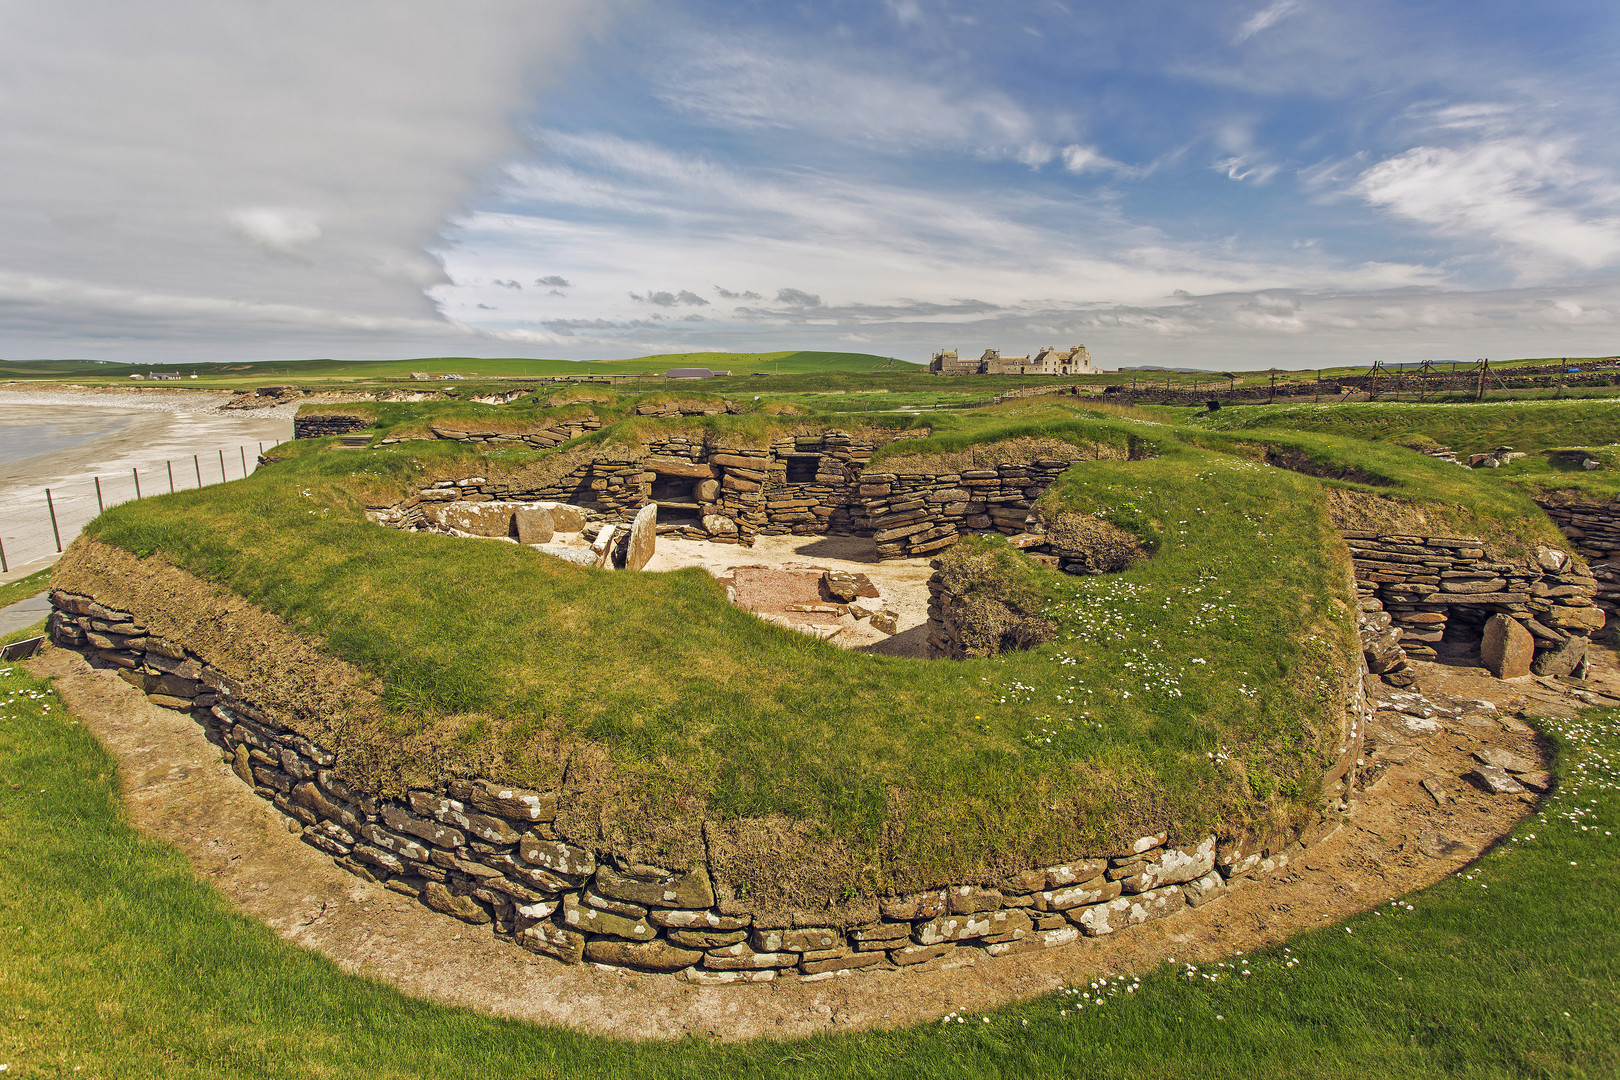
(0, 385, 293, 578)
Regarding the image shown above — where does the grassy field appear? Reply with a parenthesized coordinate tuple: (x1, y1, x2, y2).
(2, 640, 1616, 1077)
(0, 568, 51, 610)
(1190, 399, 1620, 454)
(0, 352, 911, 389)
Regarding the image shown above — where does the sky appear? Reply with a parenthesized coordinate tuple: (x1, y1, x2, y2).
(1, 0, 1618, 369)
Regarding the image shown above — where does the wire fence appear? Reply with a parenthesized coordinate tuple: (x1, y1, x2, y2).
(0, 440, 282, 574)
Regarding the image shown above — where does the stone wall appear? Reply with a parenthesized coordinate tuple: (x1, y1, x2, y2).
(293, 414, 371, 439)
(47, 585, 1364, 982)
(1344, 531, 1598, 678)
(1533, 496, 1620, 634)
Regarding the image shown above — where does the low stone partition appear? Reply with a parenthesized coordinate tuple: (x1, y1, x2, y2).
(47, 584, 1365, 982)
(1341, 530, 1600, 678)
(860, 456, 1082, 559)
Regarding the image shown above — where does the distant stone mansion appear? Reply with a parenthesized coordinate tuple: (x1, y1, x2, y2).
(929, 345, 1096, 376)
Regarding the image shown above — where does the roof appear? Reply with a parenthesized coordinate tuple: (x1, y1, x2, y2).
(665, 368, 726, 378)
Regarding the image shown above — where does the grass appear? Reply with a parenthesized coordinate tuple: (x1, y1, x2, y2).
(70, 414, 1381, 898)
(1189, 399, 1620, 456)
(2, 645, 1617, 1077)
(0, 568, 51, 610)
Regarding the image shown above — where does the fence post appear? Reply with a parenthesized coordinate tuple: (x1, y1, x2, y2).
(46, 489, 62, 553)
(194, 454, 201, 487)
(133, 468, 141, 499)
(168, 460, 175, 493)
(95, 476, 104, 513)
(219, 448, 226, 481)
(241, 446, 248, 476)
(0, 536, 7, 573)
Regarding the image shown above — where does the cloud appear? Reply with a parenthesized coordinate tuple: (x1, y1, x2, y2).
(1234, 0, 1304, 44)
(629, 289, 710, 306)
(535, 274, 572, 287)
(714, 285, 762, 300)
(775, 288, 823, 308)
(651, 36, 1040, 159)
(230, 208, 322, 257)
(1352, 137, 1620, 270)
(0, 0, 607, 358)
(493, 279, 523, 289)
(1214, 154, 1281, 184)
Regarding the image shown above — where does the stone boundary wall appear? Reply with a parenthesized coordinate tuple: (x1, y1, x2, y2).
(1533, 497, 1620, 632)
(46, 586, 1365, 983)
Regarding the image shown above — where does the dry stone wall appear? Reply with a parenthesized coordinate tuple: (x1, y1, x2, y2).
(1342, 531, 1599, 679)
(47, 585, 1364, 983)
(1533, 496, 1620, 635)
(292, 414, 371, 439)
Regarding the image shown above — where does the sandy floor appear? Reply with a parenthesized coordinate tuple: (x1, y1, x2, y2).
(647, 534, 938, 656)
(0, 386, 293, 576)
(27, 639, 1608, 1042)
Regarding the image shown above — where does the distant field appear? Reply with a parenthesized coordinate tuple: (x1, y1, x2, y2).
(7, 352, 1615, 393)
(0, 351, 913, 388)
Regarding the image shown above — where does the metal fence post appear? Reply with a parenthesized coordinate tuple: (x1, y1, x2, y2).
(194, 454, 201, 487)
(219, 448, 226, 481)
(0, 536, 7, 573)
(46, 489, 62, 553)
(241, 446, 247, 476)
(95, 476, 104, 513)
(168, 460, 175, 493)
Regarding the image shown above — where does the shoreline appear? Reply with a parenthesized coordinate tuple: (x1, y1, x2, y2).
(0, 387, 294, 572)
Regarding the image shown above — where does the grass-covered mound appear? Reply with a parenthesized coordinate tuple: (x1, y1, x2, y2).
(59, 408, 1551, 910)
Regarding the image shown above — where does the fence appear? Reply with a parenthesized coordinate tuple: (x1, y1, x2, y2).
(0, 441, 281, 574)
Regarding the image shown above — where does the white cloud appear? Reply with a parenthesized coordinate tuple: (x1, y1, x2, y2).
(230, 208, 323, 257)
(1352, 138, 1620, 270)
(650, 37, 1041, 159)
(1234, 0, 1303, 44)
(0, 0, 607, 358)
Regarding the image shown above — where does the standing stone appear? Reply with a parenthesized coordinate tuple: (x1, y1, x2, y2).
(1481, 614, 1534, 678)
(626, 503, 658, 571)
(590, 524, 617, 569)
(514, 506, 554, 545)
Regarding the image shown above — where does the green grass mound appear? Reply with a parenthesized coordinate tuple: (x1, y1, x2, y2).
(62, 409, 1564, 907)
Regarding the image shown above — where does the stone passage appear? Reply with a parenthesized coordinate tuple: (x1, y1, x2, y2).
(48, 585, 1365, 983)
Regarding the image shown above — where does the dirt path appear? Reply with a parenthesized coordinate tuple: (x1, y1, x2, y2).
(26, 643, 1610, 1041)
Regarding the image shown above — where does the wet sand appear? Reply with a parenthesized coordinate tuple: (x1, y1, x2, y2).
(0, 386, 293, 578)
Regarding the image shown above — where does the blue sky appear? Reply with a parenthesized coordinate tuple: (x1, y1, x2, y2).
(2, 0, 1618, 366)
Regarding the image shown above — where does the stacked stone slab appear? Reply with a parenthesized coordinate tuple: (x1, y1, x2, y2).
(1341, 530, 1599, 676)
(292, 414, 372, 439)
(1535, 496, 1620, 633)
(48, 585, 1363, 982)
(861, 457, 1079, 560)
